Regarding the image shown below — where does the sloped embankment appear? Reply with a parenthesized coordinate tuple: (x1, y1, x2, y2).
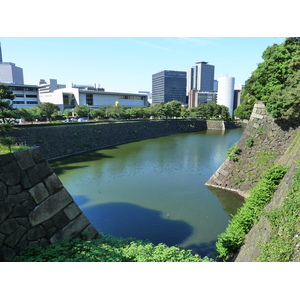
(206, 102, 300, 261)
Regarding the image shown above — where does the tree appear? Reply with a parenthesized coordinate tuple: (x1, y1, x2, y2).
(105, 105, 126, 119)
(17, 107, 40, 123)
(152, 102, 166, 118)
(73, 104, 91, 118)
(164, 101, 182, 118)
(236, 37, 300, 119)
(89, 107, 106, 119)
(0, 83, 16, 123)
(36, 102, 60, 121)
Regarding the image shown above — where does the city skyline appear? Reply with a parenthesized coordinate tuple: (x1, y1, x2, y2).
(0, 37, 287, 93)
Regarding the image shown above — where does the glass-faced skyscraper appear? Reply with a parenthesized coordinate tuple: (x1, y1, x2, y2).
(152, 70, 187, 105)
(187, 61, 215, 93)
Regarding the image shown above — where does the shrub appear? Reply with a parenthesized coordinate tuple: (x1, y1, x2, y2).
(246, 137, 254, 147)
(226, 143, 241, 162)
(216, 165, 288, 260)
(17, 235, 214, 262)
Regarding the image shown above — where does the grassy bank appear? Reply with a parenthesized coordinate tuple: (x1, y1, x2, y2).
(259, 162, 300, 261)
(216, 164, 288, 261)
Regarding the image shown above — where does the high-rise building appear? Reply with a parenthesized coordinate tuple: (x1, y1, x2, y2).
(0, 43, 24, 85)
(187, 61, 215, 94)
(217, 77, 235, 116)
(152, 70, 187, 105)
(187, 61, 215, 108)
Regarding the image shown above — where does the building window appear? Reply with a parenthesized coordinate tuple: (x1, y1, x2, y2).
(86, 94, 93, 106)
(26, 94, 38, 98)
(26, 101, 38, 104)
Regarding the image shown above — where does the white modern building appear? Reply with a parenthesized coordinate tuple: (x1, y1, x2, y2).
(39, 84, 148, 111)
(38, 79, 66, 94)
(5, 83, 40, 108)
(217, 77, 235, 116)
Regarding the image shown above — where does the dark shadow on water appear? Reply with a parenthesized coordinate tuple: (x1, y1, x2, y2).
(80, 202, 193, 248)
(50, 151, 114, 176)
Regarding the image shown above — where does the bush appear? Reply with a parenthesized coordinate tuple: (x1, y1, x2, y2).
(17, 235, 214, 262)
(216, 165, 288, 260)
(246, 137, 254, 147)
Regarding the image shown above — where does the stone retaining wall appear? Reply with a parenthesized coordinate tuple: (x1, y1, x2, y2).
(9, 120, 208, 160)
(0, 147, 100, 261)
(206, 102, 299, 194)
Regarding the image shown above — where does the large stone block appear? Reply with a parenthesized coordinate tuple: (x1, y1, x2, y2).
(7, 191, 30, 206)
(30, 147, 46, 163)
(13, 149, 35, 170)
(4, 225, 27, 248)
(27, 225, 47, 241)
(29, 182, 50, 205)
(26, 160, 53, 186)
(63, 203, 81, 221)
(0, 218, 19, 235)
(0, 202, 12, 223)
(0, 161, 20, 186)
(29, 188, 73, 226)
(43, 173, 63, 195)
(50, 213, 90, 243)
(0, 181, 7, 200)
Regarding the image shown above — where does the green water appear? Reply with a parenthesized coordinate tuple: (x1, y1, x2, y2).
(51, 128, 244, 258)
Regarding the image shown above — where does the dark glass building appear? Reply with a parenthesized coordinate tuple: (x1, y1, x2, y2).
(152, 70, 187, 105)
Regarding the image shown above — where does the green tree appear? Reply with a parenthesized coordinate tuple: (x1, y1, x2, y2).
(37, 102, 60, 121)
(0, 83, 16, 123)
(73, 104, 91, 118)
(89, 107, 106, 119)
(152, 102, 166, 118)
(236, 37, 300, 120)
(164, 101, 182, 118)
(105, 105, 126, 119)
(17, 107, 40, 123)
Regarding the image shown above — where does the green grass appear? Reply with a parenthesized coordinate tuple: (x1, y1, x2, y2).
(16, 234, 214, 262)
(0, 143, 31, 155)
(216, 165, 288, 260)
(259, 162, 300, 261)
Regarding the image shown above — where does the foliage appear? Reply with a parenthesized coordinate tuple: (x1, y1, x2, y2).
(235, 37, 300, 120)
(226, 142, 241, 162)
(234, 92, 256, 120)
(216, 165, 288, 260)
(73, 104, 91, 118)
(259, 162, 300, 261)
(164, 101, 182, 118)
(17, 107, 40, 123)
(17, 234, 214, 262)
(36, 102, 60, 120)
(246, 137, 254, 147)
(0, 136, 14, 153)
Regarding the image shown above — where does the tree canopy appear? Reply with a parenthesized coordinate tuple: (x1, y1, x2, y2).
(234, 37, 300, 120)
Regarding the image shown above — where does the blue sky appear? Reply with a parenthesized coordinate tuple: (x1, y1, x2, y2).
(0, 37, 287, 93)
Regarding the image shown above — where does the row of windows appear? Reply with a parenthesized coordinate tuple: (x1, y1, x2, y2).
(9, 87, 38, 92)
(14, 94, 38, 98)
(13, 100, 38, 104)
(118, 95, 145, 100)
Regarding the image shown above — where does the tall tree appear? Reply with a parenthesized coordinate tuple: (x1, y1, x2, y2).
(36, 102, 60, 121)
(0, 83, 16, 123)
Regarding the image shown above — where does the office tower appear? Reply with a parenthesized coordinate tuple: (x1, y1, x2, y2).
(0, 43, 24, 84)
(152, 70, 187, 105)
(217, 77, 235, 116)
(187, 61, 215, 93)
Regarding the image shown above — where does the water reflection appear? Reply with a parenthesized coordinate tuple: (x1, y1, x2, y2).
(51, 128, 244, 258)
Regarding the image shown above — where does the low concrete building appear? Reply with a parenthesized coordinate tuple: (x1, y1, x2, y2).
(39, 84, 148, 111)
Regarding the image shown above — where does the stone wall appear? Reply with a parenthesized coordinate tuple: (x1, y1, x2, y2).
(0, 147, 100, 261)
(10, 120, 208, 160)
(206, 102, 299, 195)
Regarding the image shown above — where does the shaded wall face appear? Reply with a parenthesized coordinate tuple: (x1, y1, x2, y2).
(0, 147, 100, 261)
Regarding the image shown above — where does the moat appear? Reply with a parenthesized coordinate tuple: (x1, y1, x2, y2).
(51, 128, 244, 258)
